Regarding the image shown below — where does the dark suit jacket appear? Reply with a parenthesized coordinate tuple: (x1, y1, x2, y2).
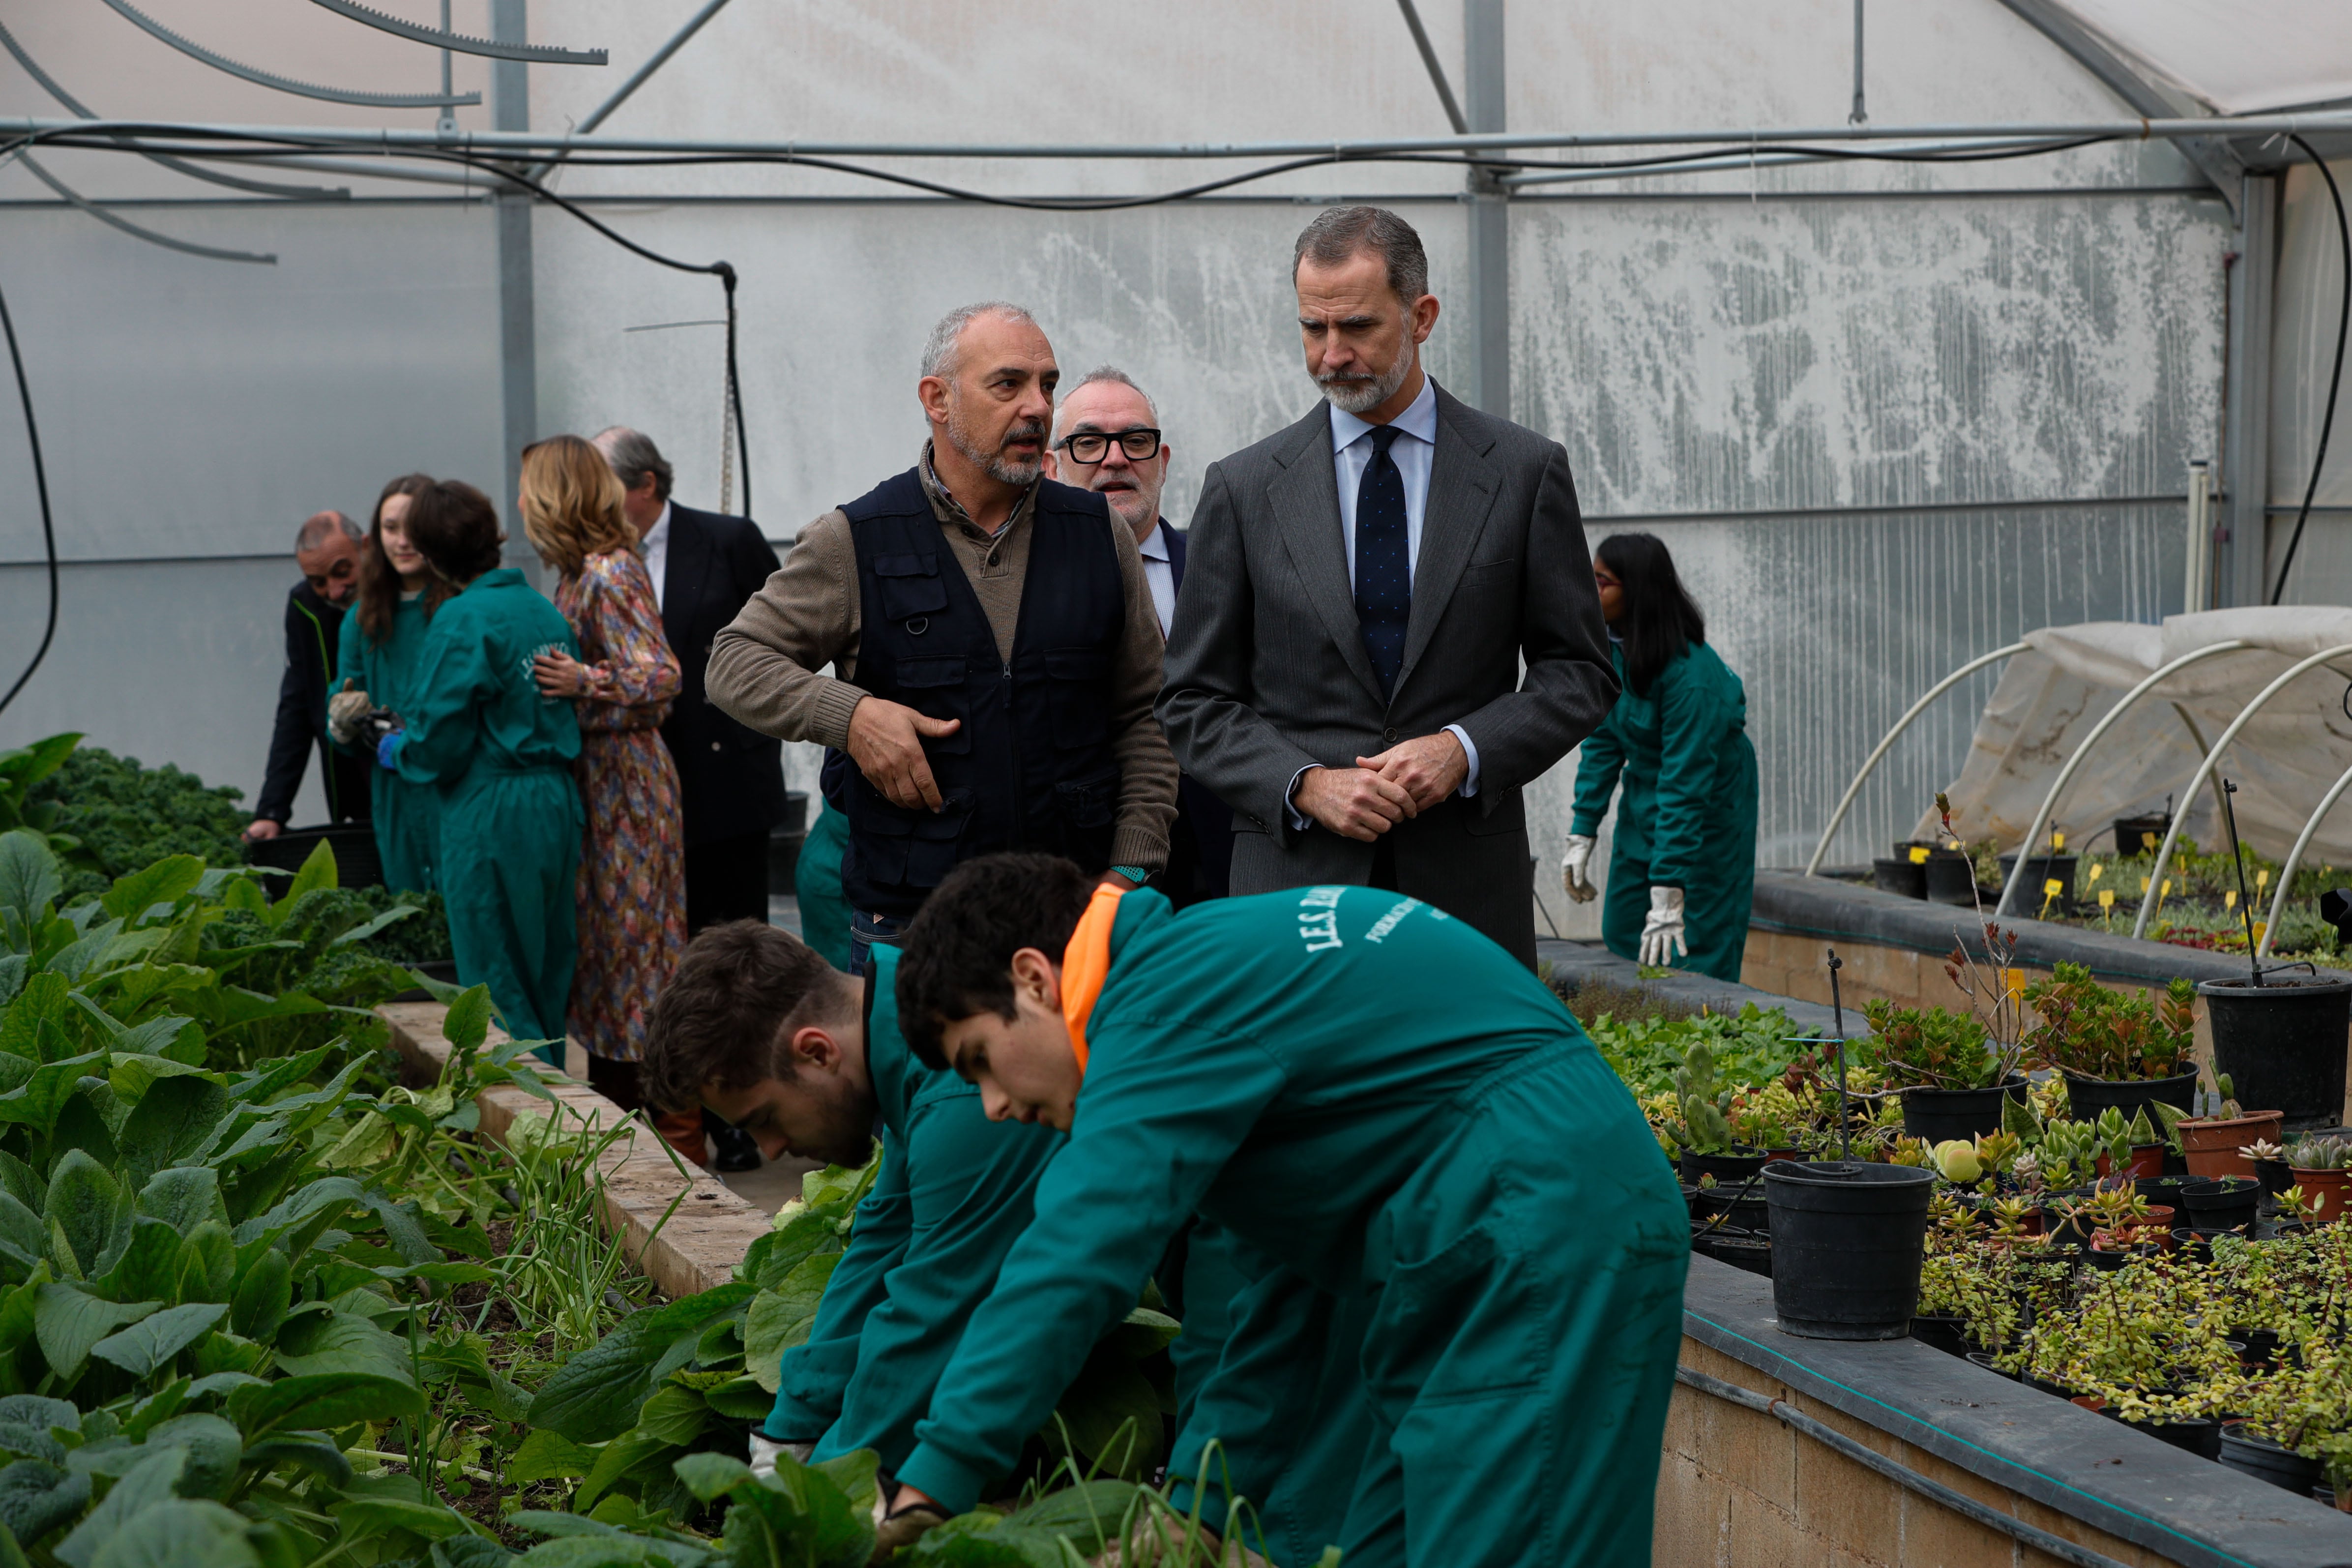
(658, 503, 788, 847)
(1160, 525, 1234, 906)
(258, 582, 372, 826)
(1156, 381, 1616, 962)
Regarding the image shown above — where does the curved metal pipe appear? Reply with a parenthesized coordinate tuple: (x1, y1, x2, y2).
(1994, 640, 2252, 915)
(2132, 643, 2352, 939)
(2257, 757, 2352, 959)
(1804, 643, 2028, 876)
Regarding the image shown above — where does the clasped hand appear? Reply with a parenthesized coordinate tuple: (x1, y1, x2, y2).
(1293, 730, 1467, 843)
(531, 651, 604, 700)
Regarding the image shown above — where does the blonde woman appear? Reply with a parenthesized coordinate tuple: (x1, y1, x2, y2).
(519, 435, 698, 1161)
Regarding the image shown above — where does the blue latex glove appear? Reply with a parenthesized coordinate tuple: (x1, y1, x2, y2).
(375, 730, 405, 771)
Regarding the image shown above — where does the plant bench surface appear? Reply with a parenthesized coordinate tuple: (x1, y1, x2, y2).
(1540, 937, 1867, 1037)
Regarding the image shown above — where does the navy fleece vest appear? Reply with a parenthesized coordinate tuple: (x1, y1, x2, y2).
(839, 470, 1125, 917)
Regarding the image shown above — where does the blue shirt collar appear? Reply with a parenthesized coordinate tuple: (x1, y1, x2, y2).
(1328, 372, 1438, 453)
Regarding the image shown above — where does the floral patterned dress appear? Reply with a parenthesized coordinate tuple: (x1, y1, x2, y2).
(556, 549, 687, 1063)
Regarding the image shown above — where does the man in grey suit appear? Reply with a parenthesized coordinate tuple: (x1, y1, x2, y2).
(1158, 207, 1617, 965)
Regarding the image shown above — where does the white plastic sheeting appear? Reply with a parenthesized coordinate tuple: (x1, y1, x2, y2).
(1915, 607, 2352, 863)
(2047, 1, 2352, 117)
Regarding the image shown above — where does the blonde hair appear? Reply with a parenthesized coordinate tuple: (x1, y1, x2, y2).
(520, 434, 636, 576)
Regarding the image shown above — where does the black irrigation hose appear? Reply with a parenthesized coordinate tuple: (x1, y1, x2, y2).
(0, 272, 58, 718)
(2270, 134, 2349, 606)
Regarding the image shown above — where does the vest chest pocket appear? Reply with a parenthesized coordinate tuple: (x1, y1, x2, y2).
(856, 785, 974, 890)
(890, 655, 971, 755)
(873, 553, 947, 621)
(1043, 647, 1111, 749)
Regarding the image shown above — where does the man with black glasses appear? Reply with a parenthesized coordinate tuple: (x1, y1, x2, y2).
(709, 304, 1176, 972)
(1045, 367, 1232, 908)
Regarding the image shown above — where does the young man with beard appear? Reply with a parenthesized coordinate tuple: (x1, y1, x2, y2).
(709, 304, 1177, 974)
(874, 854, 1688, 1568)
(642, 920, 1064, 1478)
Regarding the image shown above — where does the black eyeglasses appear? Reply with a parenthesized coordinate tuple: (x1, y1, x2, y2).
(1057, 428, 1162, 464)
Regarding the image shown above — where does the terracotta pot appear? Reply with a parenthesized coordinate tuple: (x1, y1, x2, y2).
(2289, 1166, 2352, 1223)
(2180, 1112, 2289, 1178)
(2127, 1206, 2177, 1248)
(2096, 1144, 2168, 1181)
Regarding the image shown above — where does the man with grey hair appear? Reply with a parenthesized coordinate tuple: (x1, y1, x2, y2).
(1160, 205, 1617, 965)
(1043, 365, 1231, 906)
(709, 303, 1176, 970)
(590, 426, 786, 934)
(248, 509, 374, 841)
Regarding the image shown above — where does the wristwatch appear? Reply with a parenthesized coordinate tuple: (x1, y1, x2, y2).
(1110, 866, 1151, 887)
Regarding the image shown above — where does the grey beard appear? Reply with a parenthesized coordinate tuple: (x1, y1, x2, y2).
(947, 410, 1044, 487)
(1317, 346, 1413, 415)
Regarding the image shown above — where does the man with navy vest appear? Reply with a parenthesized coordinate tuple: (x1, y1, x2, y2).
(709, 302, 1177, 972)
(1043, 366, 1233, 908)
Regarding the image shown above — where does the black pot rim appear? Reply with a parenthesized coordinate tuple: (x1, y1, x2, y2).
(2058, 1067, 2202, 1087)
(2197, 976, 2352, 997)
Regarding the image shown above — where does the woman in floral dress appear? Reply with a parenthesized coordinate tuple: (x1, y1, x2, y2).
(518, 434, 700, 1163)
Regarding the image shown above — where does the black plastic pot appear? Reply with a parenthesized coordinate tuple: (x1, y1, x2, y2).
(2064, 1069, 2200, 1126)
(2220, 1423, 2324, 1494)
(1679, 1183, 1701, 1214)
(2230, 1329, 2284, 1369)
(1901, 1078, 2027, 1145)
(2200, 977, 2352, 1130)
(1680, 1149, 1771, 1184)
(1909, 1314, 1971, 1358)
(1963, 1351, 2018, 1381)
(1694, 1232, 1772, 1277)
(1924, 857, 1977, 906)
(2133, 1175, 2194, 1210)
(245, 822, 383, 889)
(2254, 1157, 2295, 1197)
(1873, 857, 1929, 899)
(2113, 1412, 2221, 1461)
(1764, 1161, 1938, 1340)
(2112, 813, 2171, 856)
(2182, 1177, 2261, 1232)
(1692, 1184, 1771, 1234)
(1999, 851, 2079, 911)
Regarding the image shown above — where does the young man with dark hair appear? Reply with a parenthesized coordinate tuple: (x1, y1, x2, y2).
(644, 920, 1062, 1474)
(879, 854, 1688, 1568)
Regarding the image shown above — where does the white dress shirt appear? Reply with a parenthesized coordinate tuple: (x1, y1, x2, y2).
(1136, 520, 1177, 640)
(1286, 376, 1481, 826)
(640, 500, 674, 612)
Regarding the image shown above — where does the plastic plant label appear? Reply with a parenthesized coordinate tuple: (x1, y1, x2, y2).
(2258, 868, 2271, 890)
(2087, 862, 2104, 883)
(2044, 878, 2063, 897)
(2225, 889, 2238, 910)
(1908, 846, 1929, 865)
(2253, 919, 2267, 948)
(2051, 831, 2066, 851)
(2098, 890, 2116, 909)
(2001, 968, 2027, 1003)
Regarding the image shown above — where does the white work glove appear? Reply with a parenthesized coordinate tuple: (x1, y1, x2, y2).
(747, 1432, 812, 1479)
(327, 685, 373, 746)
(1638, 885, 1687, 967)
(1562, 834, 1598, 903)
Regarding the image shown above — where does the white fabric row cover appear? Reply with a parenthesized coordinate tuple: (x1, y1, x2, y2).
(1913, 607, 2352, 863)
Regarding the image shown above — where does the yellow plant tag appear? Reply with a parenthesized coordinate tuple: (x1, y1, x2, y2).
(2099, 889, 2116, 909)
(2002, 968, 2027, 1003)
(2142, 830, 2158, 850)
(2258, 868, 2271, 890)
(2087, 862, 2104, 883)
(2225, 889, 2238, 910)
(2044, 878, 2063, 897)
(2141, 876, 2151, 893)
(1909, 846, 1930, 865)
(2253, 919, 2268, 949)
(2051, 831, 2066, 851)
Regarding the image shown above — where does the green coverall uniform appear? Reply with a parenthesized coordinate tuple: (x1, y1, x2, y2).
(897, 886, 1690, 1568)
(793, 803, 854, 972)
(393, 568, 584, 1048)
(763, 946, 1065, 1468)
(1571, 640, 1759, 982)
(336, 598, 444, 893)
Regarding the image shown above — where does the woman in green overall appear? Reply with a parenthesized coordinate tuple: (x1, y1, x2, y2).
(327, 474, 445, 893)
(380, 479, 585, 1052)
(881, 857, 1690, 1568)
(1563, 532, 1758, 981)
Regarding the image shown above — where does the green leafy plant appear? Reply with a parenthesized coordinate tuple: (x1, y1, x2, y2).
(2021, 965, 2196, 1082)
(1863, 1001, 1999, 1091)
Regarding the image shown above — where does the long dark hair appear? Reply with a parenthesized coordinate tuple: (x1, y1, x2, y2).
(356, 473, 447, 645)
(1596, 532, 1705, 697)
(406, 480, 507, 588)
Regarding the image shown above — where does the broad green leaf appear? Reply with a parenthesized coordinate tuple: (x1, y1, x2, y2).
(273, 1313, 412, 1383)
(0, 835, 60, 933)
(743, 1254, 840, 1394)
(525, 1284, 757, 1444)
(91, 1303, 228, 1379)
(0, 1053, 114, 1137)
(1042, 1358, 1164, 1477)
(726, 1447, 874, 1568)
(797, 1156, 880, 1214)
(0, 975, 63, 1064)
(736, 1206, 846, 1291)
(0, 957, 23, 1011)
(43, 1155, 127, 1294)
(137, 1413, 241, 1501)
(331, 1497, 470, 1544)
(328, 904, 420, 948)
(704, 1377, 773, 1422)
(0, 1193, 43, 1274)
(235, 1435, 349, 1491)
(118, 1079, 229, 1187)
(432, 1541, 515, 1568)
(99, 859, 205, 925)
(135, 1169, 227, 1238)
(512, 1538, 671, 1568)
(224, 1048, 332, 1107)
(0, 1458, 89, 1547)
(573, 1428, 678, 1514)
(0, 1156, 38, 1216)
(671, 1452, 747, 1503)
(173, 1223, 234, 1306)
(32, 1288, 158, 1381)
(54, 1445, 184, 1568)
(225, 1373, 422, 1439)
(1110, 1307, 1181, 1359)
(631, 1385, 708, 1449)
(103, 1221, 184, 1305)
(441, 988, 493, 1055)
(87, 1498, 260, 1568)
(271, 845, 337, 922)
(508, 1429, 596, 1485)
(227, 1249, 288, 1341)
(219, 882, 265, 918)
(105, 1057, 209, 1112)
(352, 1193, 436, 1267)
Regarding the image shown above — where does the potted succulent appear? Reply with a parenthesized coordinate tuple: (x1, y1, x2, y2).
(2176, 1071, 2287, 1179)
(2287, 1136, 2352, 1223)
(2243, 1138, 2295, 1198)
(1865, 999, 2025, 1144)
(1662, 1042, 1773, 1183)
(2023, 966, 2200, 1124)
(2199, 973, 2352, 1130)
(2089, 1106, 2167, 1181)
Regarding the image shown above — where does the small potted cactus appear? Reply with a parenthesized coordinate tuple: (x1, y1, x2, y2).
(2286, 1135, 2352, 1223)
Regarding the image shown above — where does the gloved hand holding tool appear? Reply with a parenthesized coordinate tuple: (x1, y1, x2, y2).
(746, 1432, 812, 1480)
(1638, 885, 1686, 967)
(868, 1500, 950, 1563)
(327, 682, 373, 746)
(1561, 833, 1598, 903)
(374, 729, 405, 772)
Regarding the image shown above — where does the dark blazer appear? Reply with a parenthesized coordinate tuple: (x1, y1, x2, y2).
(257, 582, 372, 826)
(1156, 381, 1617, 963)
(1160, 525, 1234, 906)
(658, 503, 788, 847)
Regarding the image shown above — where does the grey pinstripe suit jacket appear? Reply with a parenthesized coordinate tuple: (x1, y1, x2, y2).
(1155, 381, 1617, 964)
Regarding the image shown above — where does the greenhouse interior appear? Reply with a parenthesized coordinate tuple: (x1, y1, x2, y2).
(3, 1, 2352, 1565)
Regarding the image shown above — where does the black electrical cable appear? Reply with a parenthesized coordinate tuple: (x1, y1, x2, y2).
(0, 272, 59, 718)
(2270, 134, 2349, 606)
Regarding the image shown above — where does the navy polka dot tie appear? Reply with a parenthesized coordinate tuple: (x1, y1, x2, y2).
(1354, 424, 1410, 702)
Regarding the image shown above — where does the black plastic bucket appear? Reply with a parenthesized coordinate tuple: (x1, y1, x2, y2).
(2112, 813, 2171, 856)
(245, 822, 382, 889)
(1901, 1079, 2026, 1145)
(2063, 1070, 2199, 1125)
(1764, 1161, 1938, 1340)
(1999, 852, 2079, 911)
(1924, 856, 1976, 906)
(2200, 977, 2352, 1130)
(1873, 858, 1928, 899)
(2181, 1177, 2260, 1232)
(2220, 1423, 2323, 1494)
